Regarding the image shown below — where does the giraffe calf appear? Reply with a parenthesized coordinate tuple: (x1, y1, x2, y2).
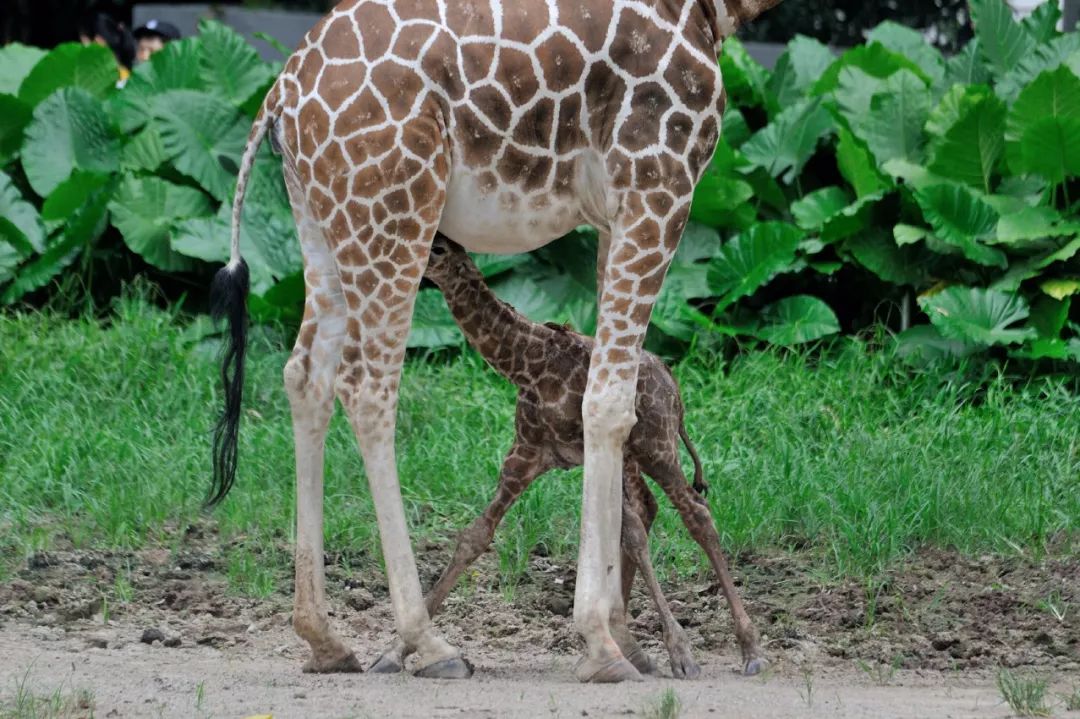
(371, 234, 765, 680)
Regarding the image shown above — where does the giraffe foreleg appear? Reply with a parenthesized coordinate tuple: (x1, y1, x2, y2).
(620, 489, 700, 679)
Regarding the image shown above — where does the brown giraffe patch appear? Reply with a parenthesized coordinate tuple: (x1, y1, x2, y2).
(371, 62, 425, 121)
(421, 30, 465, 101)
(461, 42, 497, 84)
(536, 33, 586, 93)
(393, 0, 438, 22)
(554, 95, 585, 155)
(391, 23, 435, 60)
(471, 84, 513, 131)
(335, 88, 388, 135)
(584, 63, 626, 149)
(663, 46, 715, 113)
(618, 82, 673, 152)
(297, 100, 331, 157)
(358, 4, 395, 60)
(317, 62, 366, 111)
(609, 8, 674, 78)
(454, 105, 503, 166)
(512, 97, 555, 147)
(320, 16, 360, 59)
(501, 2, 549, 44)
(447, 0, 495, 37)
(497, 145, 552, 191)
(494, 47, 539, 105)
(556, 0, 612, 53)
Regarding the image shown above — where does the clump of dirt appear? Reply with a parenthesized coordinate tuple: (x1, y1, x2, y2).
(1, 523, 1076, 677)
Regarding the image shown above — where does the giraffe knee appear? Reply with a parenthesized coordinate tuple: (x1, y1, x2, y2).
(582, 386, 637, 444)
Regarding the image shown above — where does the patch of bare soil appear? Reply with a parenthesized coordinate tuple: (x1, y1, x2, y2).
(0, 527, 1077, 718)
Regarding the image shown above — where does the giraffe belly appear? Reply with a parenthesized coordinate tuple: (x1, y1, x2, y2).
(438, 170, 586, 254)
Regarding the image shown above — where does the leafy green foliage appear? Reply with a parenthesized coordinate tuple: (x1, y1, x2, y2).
(1, 17, 1078, 360)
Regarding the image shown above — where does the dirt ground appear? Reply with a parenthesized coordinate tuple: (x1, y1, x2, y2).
(1, 528, 1077, 718)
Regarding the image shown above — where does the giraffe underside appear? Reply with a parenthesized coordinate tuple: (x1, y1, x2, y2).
(273, 0, 725, 255)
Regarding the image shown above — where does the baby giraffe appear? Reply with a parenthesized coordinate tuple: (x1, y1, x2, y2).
(372, 235, 765, 679)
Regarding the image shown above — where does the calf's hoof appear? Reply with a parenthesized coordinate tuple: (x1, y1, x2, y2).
(669, 645, 701, 680)
(622, 645, 657, 676)
(743, 657, 768, 676)
(368, 651, 404, 674)
(413, 656, 474, 679)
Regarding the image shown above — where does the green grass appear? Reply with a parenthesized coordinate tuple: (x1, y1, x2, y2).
(1, 298, 1078, 594)
(996, 669, 1052, 717)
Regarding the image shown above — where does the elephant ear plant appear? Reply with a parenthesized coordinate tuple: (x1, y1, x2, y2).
(1, 3, 1079, 362)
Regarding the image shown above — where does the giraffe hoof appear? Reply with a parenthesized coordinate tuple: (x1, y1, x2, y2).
(622, 646, 657, 676)
(574, 656, 644, 683)
(413, 656, 474, 680)
(302, 648, 363, 673)
(368, 652, 404, 674)
(669, 646, 701, 680)
(743, 657, 768, 677)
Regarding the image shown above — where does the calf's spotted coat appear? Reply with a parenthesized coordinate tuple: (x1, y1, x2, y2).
(211, 0, 781, 683)
(366, 234, 761, 679)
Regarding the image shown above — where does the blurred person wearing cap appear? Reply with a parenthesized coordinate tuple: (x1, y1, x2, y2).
(78, 11, 136, 83)
(133, 20, 181, 64)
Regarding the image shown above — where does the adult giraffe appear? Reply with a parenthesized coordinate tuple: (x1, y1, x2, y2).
(210, 0, 781, 683)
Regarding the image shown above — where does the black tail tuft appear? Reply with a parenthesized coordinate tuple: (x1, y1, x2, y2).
(207, 259, 250, 507)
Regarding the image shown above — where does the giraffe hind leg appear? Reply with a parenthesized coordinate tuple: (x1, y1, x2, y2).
(318, 117, 471, 679)
(282, 178, 360, 673)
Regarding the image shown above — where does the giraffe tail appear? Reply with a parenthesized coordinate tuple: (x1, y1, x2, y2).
(679, 424, 708, 496)
(206, 93, 278, 507)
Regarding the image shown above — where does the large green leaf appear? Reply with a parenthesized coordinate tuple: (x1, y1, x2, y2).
(835, 126, 889, 198)
(407, 288, 463, 349)
(198, 20, 275, 106)
(718, 38, 770, 108)
(690, 172, 754, 227)
(111, 38, 204, 133)
(813, 42, 931, 95)
(993, 236, 1080, 290)
(791, 187, 851, 231)
(108, 175, 214, 270)
(1005, 65, 1080, 183)
(850, 70, 930, 167)
(865, 22, 945, 89)
(845, 229, 932, 286)
(895, 324, 978, 363)
(996, 33, 1080, 102)
(0, 170, 44, 254)
(470, 252, 531, 277)
(927, 87, 1005, 193)
(0, 94, 32, 166)
(741, 98, 833, 183)
(1029, 295, 1070, 339)
(18, 43, 118, 106)
(918, 286, 1035, 346)
(970, 0, 1036, 79)
(121, 126, 167, 172)
(20, 87, 120, 198)
(1, 177, 114, 304)
(41, 172, 110, 234)
(707, 222, 802, 309)
(1021, 0, 1062, 43)
(913, 184, 1006, 267)
(995, 205, 1079, 249)
(152, 90, 248, 201)
(0, 43, 46, 95)
(752, 295, 840, 346)
(944, 40, 992, 87)
(766, 35, 836, 112)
